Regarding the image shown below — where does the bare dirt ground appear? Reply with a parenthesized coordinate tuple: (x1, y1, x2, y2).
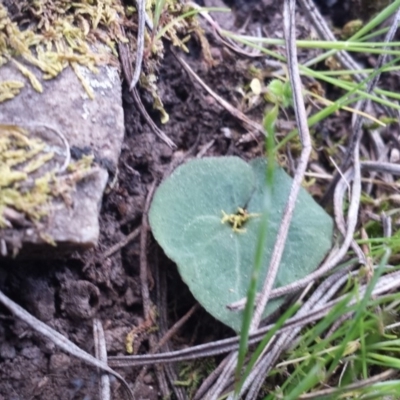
(0, 1, 388, 399)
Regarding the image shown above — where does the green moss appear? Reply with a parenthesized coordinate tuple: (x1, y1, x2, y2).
(0, 0, 126, 99)
(0, 1, 206, 124)
(0, 124, 93, 229)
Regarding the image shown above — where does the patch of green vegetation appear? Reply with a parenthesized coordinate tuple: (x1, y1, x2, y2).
(265, 251, 400, 400)
(175, 359, 216, 399)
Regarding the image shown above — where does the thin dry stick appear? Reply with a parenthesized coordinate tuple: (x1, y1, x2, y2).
(361, 160, 400, 175)
(140, 182, 157, 321)
(365, 125, 393, 195)
(0, 290, 134, 399)
(93, 319, 111, 400)
(382, 213, 392, 238)
(156, 255, 188, 400)
(132, 181, 170, 397)
(251, 0, 312, 330)
(107, 267, 400, 368)
(305, 170, 400, 190)
(156, 304, 199, 352)
(118, 38, 176, 148)
(298, 0, 367, 80)
(193, 356, 232, 400)
(321, 6, 400, 203)
(130, 0, 146, 90)
(334, 169, 367, 264)
(131, 86, 176, 148)
(244, 334, 292, 400)
(102, 226, 141, 259)
(203, 352, 239, 400)
(174, 52, 264, 135)
(189, 2, 264, 59)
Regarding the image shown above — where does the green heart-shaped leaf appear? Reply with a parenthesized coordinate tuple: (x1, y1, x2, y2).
(149, 157, 333, 331)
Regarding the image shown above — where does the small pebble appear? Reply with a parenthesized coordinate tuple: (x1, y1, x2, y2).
(21, 346, 41, 360)
(143, 373, 154, 384)
(49, 353, 71, 373)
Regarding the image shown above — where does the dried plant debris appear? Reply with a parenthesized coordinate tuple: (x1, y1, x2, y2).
(0, 124, 95, 250)
(124, 1, 210, 124)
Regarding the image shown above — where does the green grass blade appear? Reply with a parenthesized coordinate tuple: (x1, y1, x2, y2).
(234, 105, 278, 393)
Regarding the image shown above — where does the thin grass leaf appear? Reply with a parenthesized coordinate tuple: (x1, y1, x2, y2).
(235, 301, 301, 396)
(234, 105, 278, 394)
(326, 250, 391, 377)
(153, 0, 167, 31)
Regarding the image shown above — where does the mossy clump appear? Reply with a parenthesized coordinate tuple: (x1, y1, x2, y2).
(0, 124, 93, 231)
(0, 0, 126, 100)
(0, 1, 208, 120)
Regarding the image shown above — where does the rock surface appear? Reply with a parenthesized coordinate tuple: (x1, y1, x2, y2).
(0, 60, 124, 255)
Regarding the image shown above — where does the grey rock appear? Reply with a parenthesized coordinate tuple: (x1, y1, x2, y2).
(0, 59, 124, 255)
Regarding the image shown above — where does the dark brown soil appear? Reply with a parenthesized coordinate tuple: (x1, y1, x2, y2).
(0, 1, 384, 399)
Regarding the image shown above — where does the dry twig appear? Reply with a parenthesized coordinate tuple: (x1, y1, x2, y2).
(118, 38, 176, 148)
(130, 0, 146, 90)
(107, 267, 400, 368)
(102, 226, 141, 259)
(173, 52, 264, 136)
(93, 319, 111, 400)
(0, 290, 134, 399)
